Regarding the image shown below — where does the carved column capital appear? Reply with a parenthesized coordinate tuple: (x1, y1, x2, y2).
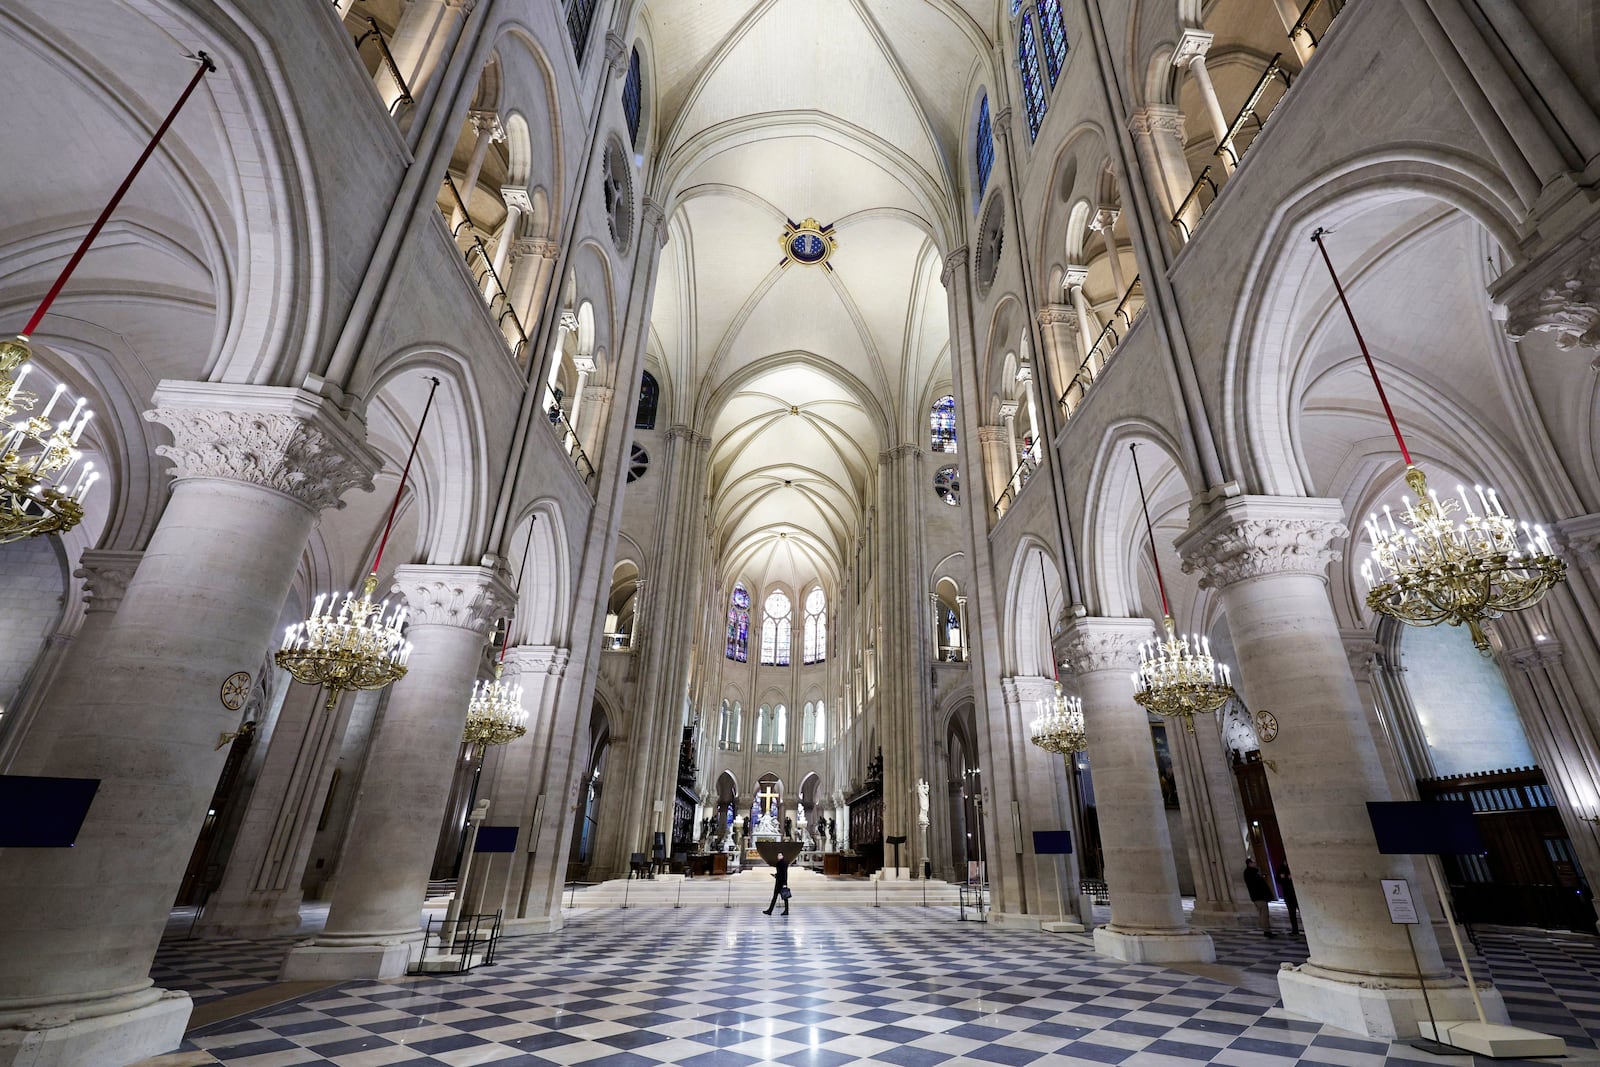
(1128, 105, 1185, 139)
(1001, 675, 1057, 708)
(1340, 631, 1381, 681)
(1177, 495, 1347, 590)
(1502, 247, 1600, 355)
(75, 549, 144, 616)
(1173, 28, 1215, 65)
(941, 246, 970, 287)
(1059, 616, 1154, 675)
(1063, 264, 1089, 289)
(1553, 512, 1600, 568)
(1037, 303, 1078, 329)
(605, 32, 630, 79)
(392, 564, 515, 633)
(144, 383, 380, 513)
(468, 109, 505, 141)
(512, 236, 560, 261)
(641, 197, 670, 247)
(1505, 640, 1564, 672)
(504, 643, 571, 678)
(1091, 207, 1120, 232)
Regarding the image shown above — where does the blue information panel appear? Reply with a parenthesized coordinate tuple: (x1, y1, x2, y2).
(1366, 801, 1483, 856)
(474, 826, 519, 853)
(0, 775, 100, 847)
(1032, 830, 1073, 855)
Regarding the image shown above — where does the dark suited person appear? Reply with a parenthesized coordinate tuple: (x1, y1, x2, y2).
(763, 851, 791, 916)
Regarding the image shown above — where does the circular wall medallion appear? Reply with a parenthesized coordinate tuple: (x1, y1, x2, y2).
(627, 443, 649, 483)
(1254, 709, 1279, 743)
(220, 671, 252, 711)
(976, 195, 1005, 295)
(601, 138, 634, 252)
(933, 465, 961, 507)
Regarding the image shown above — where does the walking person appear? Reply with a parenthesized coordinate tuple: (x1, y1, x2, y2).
(1279, 862, 1300, 936)
(1244, 857, 1275, 938)
(763, 850, 791, 916)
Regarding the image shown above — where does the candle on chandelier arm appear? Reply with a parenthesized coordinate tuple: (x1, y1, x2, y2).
(1486, 487, 1504, 516)
(39, 383, 65, 422)
(70, 409, 93, 444)
(1534, 524, 1553, 555)
(1458, 485, 1474, 517)
(58, 397, 86, 433)
(1383, 505, 1397, 534)
(75, 470, 99, 502)
(4, 363, 30, 402)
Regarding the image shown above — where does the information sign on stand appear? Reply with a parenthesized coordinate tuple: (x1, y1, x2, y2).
(1381, 878, 1418, 925)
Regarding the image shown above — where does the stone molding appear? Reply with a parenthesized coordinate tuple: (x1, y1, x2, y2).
(1553, 513, 1600, 568)
(1177, 496, 1347, 590)
(1037, 303, 1077, 328)
(1502, 247, 1600, 353)
(468, 109, 505, 140)
(512, 237, 560, 260)
(1059, 617, 1153, 675)
(1128, 105, 1185, 138)
(1001, 675, 1057, 706)
(642, 197, 669, 246)
(391, 564, 514, 633)
(1340, 632, 1381, 680)
(1505, 640, 1564, 672)
(504, 643, 571, 678)
(144, 382, 380, 512)
(605, 32, 629, 79)
(76, 549, 144, 616)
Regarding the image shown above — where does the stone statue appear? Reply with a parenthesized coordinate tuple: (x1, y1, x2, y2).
(917, 777, 930, 829)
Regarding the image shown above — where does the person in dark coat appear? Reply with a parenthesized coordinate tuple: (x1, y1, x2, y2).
(1279, 862, 1300, 935)
(1244, 857, 1275, 938)
(763, 851, 791, 916)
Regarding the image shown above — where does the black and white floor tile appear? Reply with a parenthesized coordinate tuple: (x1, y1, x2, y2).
(163, 905, 1600, 1067)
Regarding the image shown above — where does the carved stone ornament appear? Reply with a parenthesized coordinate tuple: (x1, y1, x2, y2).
(145, 383, 380, 512)
(76, 549, 144, 615)
(392, 564, 515, 633)
(1177, 496, 1347, 590)
(941, 246, 970, 288)
(1506, 640, 1564, 672)
(505, 643, 571, 678)
(1503, 249, 1600, 352)
(1058, 617, 1153, 675)
(1037, 303, 1077, 329)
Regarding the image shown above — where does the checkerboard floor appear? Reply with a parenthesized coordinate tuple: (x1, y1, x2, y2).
(175, 905, 1600, 1066)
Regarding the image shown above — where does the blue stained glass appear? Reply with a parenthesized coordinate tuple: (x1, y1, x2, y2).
(930, 394, 958, 452)
(1019, 15, 1047, 141)
(726, 584, 750, 662)
(975, 96, 994, 203)
(566, 0, 598, 63)
(790, 232, 826, 263)
(1040, 0, 1069, 87)
(622, 48, 643, 146)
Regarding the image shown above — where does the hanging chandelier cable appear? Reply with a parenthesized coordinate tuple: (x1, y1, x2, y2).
(1129, 444, 1235, 731)
(1309, 228, 1564, 653)
(0, 53, 215, 544)
(275, 376, 442, 705)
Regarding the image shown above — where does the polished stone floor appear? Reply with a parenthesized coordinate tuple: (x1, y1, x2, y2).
(161, 905, 1600, 1067)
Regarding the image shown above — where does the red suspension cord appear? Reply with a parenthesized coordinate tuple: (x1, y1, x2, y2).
(370, 376, 441, 576)
(21, 54, 216, 340)
(1129, 443, 1171, 619)
(1310, 228, 1413, 467)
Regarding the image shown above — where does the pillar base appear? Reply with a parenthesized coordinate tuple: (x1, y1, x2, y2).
(1278, 964, 1507, 1040)
(988, 912, 1086, 933)
(280, 936, 419, 981)
(1093, 925, 1215, 964)
(192, 896, 305, 941)
(500, 915, 564, 937)
(0, 990, 190, 1067)
(1418, 1021, 1565, 1058)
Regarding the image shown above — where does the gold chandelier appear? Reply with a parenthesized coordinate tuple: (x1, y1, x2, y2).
(1030, 680, 1087, 757)
(0, 55, 214, 544)
(1312, 229, 1565, 654)
(463, 661, 526, 749)
(1127, 443, 1235, 731)
(1, 343, 96, 543)
(275, 376, 440, 709)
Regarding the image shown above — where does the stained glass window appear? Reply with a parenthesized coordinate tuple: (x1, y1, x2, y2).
(1019, 15, 1047, 141)
(975, 95, 994, 203)
(934, 465, 961, 506)
(930, 394, 958, 452)
(622, 47, 644, 146)
(635, 371, 659, 429)
(803, 586, 827, 663)
(1039, 0, 1069, 87)
(760, 590, 792, 666)
(726, 584, 750, 661)
(566, 0, 598, 64)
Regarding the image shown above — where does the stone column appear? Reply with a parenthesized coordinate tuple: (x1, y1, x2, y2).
(469, 643, 570, 930)
(1171, 712, 1255, 926)
(996, 676, 1084, 930)
(1091, 208, 1127, 296)
(1017, 363, 1041, 461)
(1061, 617, 1214, 963)
(956, 596, 970, 662)
(0, 384, 377, 1067)
(1179, 495, 1504, 1038)
(1035, 304, 1077, 409)
(507, 238, 560, 355)
(1174, 29, 1235, 172)
(976, 425, 1010, 511)
(192, 675, 357, 939)
(282, 564, 512, 980)
(568, 356, 594, 440)
(1065, 268, 1100, 359)
(380, 0, 469, 111)
(4, 550, 143, 774)
(455, 110, 504, 211)
(999, 403, 1020, 476)
(1127, 107, 1198, 240)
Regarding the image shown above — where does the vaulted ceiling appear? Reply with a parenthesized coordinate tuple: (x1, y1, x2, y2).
(643, 0, 992, 592)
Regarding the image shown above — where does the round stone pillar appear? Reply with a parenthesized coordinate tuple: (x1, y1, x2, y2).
(0, 383, 378, 1067)
(281, 564, 512, 980)
(1178, 495, 1506, 1038)
(1061, 617, 1214, 964)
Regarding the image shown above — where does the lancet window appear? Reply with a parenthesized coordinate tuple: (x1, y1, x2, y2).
(726, 584, 751, 662)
